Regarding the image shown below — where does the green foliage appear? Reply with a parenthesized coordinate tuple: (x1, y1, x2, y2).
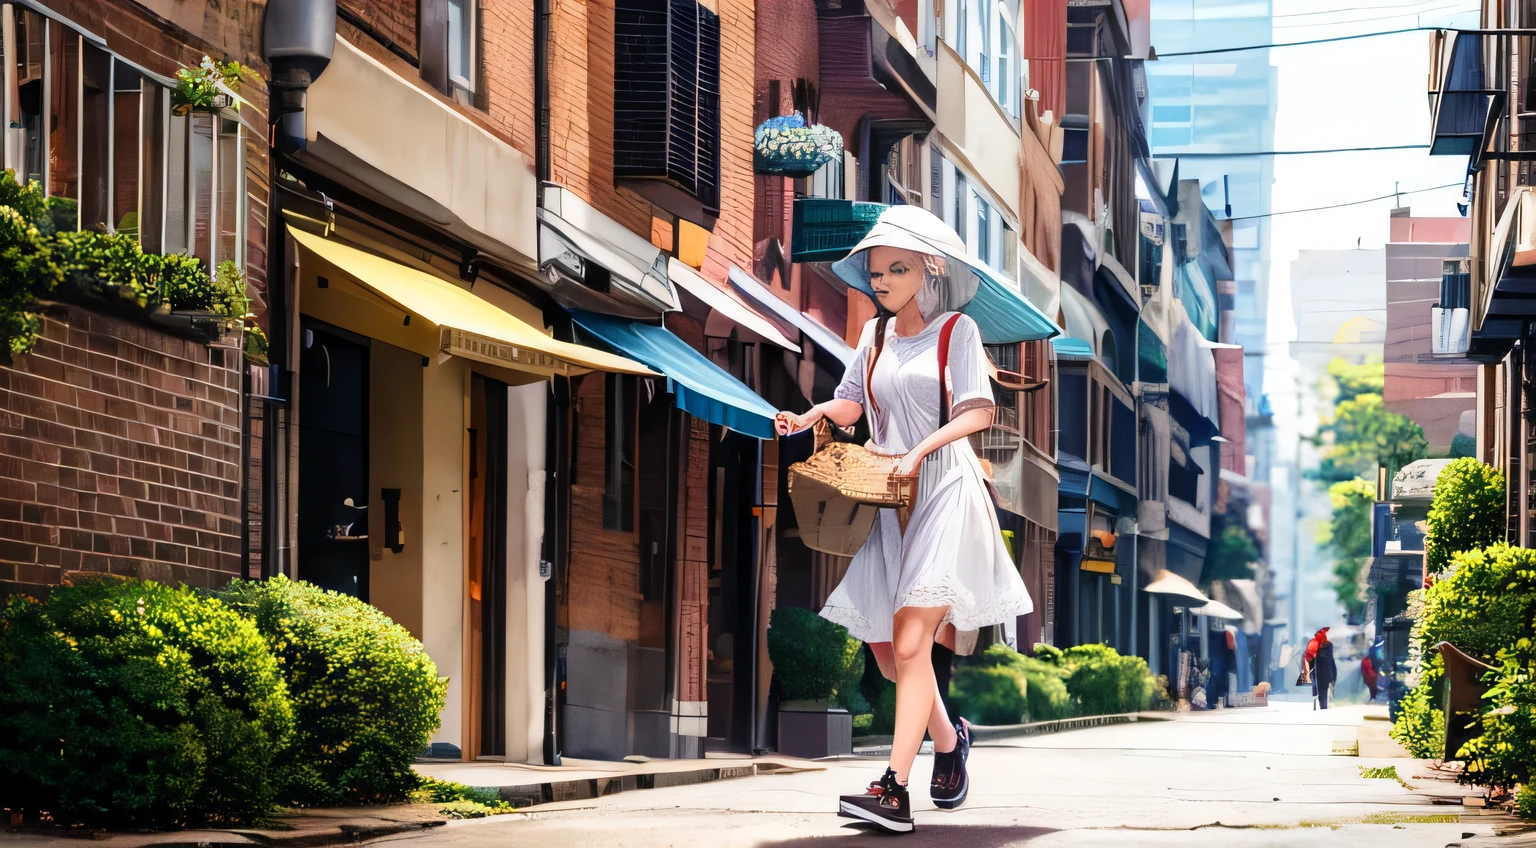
(218, 576, 447, 806)
(834, 643, 869, 715)
(1425, 459, 1506, 575)
(1204, 521, 1260, 582)
(245, 323, 271, 361)
(1518, 784, 1536, 821)
(1450, 432, 1477, 459)
(0, 173, 63, 355)
(1421, 544, 1536, 660)
(1328, 357, 1385, 404)
(411, 777, 514, 818)
(869, 679, 897, 734)
(767, 607, 861, 703)
(172, 56, 256, 115)
(1323, 393, 1428, 481)
(1459, 639, 1536, 791)
(0, 578, 293, 828)
(1322, 478, 1377, 620)
(1390, 656, 1446, 760)
(949, 665, 1028, 725)
(1062, 645, 1156, 715)
(950, 644, 1145, 723)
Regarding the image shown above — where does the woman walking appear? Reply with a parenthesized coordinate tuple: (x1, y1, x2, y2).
(775, 206, 1033, 833)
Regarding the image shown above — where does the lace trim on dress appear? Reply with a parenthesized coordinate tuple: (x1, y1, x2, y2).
(820, 603, 882, 644)
(896, 582, 1033, 633)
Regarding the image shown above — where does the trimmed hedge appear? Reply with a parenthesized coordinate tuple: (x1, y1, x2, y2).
(219, 577, 447, 805)
(767, 607, 861, 703)
(0, 578, 293, 828)
(1425, 459, 1506, 576)
(948, 643, 1146, 725)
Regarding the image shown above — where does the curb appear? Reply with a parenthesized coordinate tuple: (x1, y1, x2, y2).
(968, 710, 1173, 742)
(477, 761, 817, 808)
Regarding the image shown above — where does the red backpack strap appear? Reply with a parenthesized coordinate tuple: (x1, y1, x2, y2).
(866, 315, 892, 415)
(938, 313, 964, 427)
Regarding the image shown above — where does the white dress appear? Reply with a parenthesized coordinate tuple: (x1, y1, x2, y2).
(818, 313, 1034, 651)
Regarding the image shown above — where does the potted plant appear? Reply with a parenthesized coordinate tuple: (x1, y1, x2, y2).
(172, 56, 255, 116)
(754, 112, 843, 178)
(767, 606, 860, 758)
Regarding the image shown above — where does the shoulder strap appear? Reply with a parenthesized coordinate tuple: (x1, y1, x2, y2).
(866, 315, 892, 415)
(938, 313, 964, 427)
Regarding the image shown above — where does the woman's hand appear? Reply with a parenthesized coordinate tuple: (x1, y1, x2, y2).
(894, 450, 924, 478)
(775, 408, 820, 436)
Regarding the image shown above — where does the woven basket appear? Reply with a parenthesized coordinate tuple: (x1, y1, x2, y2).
(788, 421, 917, 556)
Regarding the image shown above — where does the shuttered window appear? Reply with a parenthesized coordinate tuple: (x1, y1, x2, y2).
(614, 0, 721, 222)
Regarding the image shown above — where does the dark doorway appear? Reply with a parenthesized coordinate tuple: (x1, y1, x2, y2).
(469, 373, 510, 758)
(706, 429, 759, 753)
(297, 321, 370, 600)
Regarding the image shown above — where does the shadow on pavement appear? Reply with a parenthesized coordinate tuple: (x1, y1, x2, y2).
(757, 824, 1057, 847)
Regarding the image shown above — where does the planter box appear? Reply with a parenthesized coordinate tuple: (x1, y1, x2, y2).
(777, 706, 853, 759)
(1227, 691, 1268, 708)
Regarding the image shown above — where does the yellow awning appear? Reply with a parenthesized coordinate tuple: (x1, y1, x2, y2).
(289, 226, 655, 378)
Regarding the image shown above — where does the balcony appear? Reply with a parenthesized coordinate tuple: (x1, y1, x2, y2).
(1431, 258, 1470, 357)
(1427, 30, 1501, 162)
(814, 0, 936, 147)
(790, 198, 886, 263)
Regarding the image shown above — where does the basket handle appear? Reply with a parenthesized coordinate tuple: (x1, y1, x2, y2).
(813, 418, 833, 451)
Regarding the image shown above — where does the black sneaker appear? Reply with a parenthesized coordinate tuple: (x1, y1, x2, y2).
(930, 718, 971, 810)
(838, 767, 914, 833)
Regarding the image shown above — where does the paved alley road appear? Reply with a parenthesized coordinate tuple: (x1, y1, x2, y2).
(378, 704, 1492, 848)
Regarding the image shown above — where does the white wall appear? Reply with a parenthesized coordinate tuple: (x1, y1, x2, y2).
(504, 381, 548, 763)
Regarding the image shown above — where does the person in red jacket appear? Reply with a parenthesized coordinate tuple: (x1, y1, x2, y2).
(1303, 628, 1337, 709)
(1362, 654, 1379, 701)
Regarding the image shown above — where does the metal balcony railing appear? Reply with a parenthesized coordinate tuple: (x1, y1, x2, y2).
(790, 198, 887, 262)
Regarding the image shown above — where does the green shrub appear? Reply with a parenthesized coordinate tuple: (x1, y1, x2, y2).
(834, 643, 869, 715)
(1425, 459, 1506, 575)
(1064, 648, 1155, 715)
(0, 578, 293, 828)
(870, 680, 897, 735)
(1518, 784, 1536, 821)
(767, 607, 861, 703)
(411, 777, 514, 818)
(1390, 656, 1446, 760)
(163, 257, 247, 316)
(852, 713, 873, 733)
(219, 576, 447, 806)
(1459, 639, 1536, 791)
(1421, 544, 1536, 659)
(955, 644, 1073, 722)
(949, 665, 1028, 725)
(1031, 643, 1066, 666)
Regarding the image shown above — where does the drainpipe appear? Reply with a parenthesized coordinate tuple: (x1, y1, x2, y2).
(534, 0, 561, 766)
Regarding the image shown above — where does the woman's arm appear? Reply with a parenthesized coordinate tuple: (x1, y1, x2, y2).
(774, 398, 864, 436)
(893, 406, 993, 476)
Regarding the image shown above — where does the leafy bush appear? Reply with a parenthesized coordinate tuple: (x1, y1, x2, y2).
(164, 258, 247, 316)
(1459, 639, 1536, 791)
(949, 664, 1028, 725)
(219, 576, 447, 806)
(950, 644, 1078, 723)
(767, 607, 861, 703)
(1425, 459, 1506, 575)
(412, 777, 514, 819)
(1031, 643, 1066, 666)
(0, 578, 293, 828)
(834, 644, 870, 715)
(1390, 655, 1446, 760)
(1518, 784, 1536, 821)
(870, 679, 897, 734)
(1420, 544, 1536, 659)
(1063, 646, 1156, 715)
(1323, 477, 1376, 620)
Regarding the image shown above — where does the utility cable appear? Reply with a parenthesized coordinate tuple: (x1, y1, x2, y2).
(1158, 26, 1432, 56)
(1226, 182, 1462, 221)
(1275, 0, 1470, 18)
(1164, 145, 1430, 157)
(1275, 5, 1476, 28)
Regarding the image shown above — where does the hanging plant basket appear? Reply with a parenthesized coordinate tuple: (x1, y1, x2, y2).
(754, 113, 843, 178)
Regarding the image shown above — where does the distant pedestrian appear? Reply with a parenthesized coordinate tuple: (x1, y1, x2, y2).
(1362, 654, 1379, 701)
(1307, 627, 1337, 709)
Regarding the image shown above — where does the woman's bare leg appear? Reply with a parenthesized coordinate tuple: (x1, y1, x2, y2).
(888, 605, 952, 784)
(869, 641, 959, 754)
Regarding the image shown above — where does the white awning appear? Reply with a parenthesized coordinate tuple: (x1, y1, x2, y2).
(1192, 600, 1244, 621)
(302, 37, 538, 271)
(728, 266, 856, 367)
(538, 186, 679, 313)
(1143, 569, 1210, 605)
(668, 260, 799, 352)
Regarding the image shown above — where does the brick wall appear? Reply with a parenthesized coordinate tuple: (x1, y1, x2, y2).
(550, 0, 757, 282)
(0, 304, 244, 600)
(566, 372, 642, 642)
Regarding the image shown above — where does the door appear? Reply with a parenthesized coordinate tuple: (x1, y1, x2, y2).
(468, 373, 510, 758)
(297, 322, 369, 599)
(706, 429, 759, 752)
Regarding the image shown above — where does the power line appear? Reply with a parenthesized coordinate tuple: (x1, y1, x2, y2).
(1228, 182, 1462, 221)
(1157, 26, 1431, 56)
(1163, 145, 1430, 157)
(1275, 4, 1476, 28)
(1274, 0, 1469, 17)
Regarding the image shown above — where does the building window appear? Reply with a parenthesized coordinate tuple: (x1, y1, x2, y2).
(447, 0, 476, 99)
(975, 191, 990, 266)
(603, 374, 638, 533)
(8, 8, 46, 189)
(953, 171, 967, 243)
(614, 0, 722, 223)
(996, 5, 1014, 115)
(810, 152, 843, 200)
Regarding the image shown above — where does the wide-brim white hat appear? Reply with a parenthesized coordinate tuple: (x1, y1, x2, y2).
(831, 205, 1060, 344)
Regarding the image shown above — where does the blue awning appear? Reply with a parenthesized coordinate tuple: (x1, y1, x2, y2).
(1052, 336, 1095, 358)
(727, 266, 856, 367)
(570, 311, 780, 439)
